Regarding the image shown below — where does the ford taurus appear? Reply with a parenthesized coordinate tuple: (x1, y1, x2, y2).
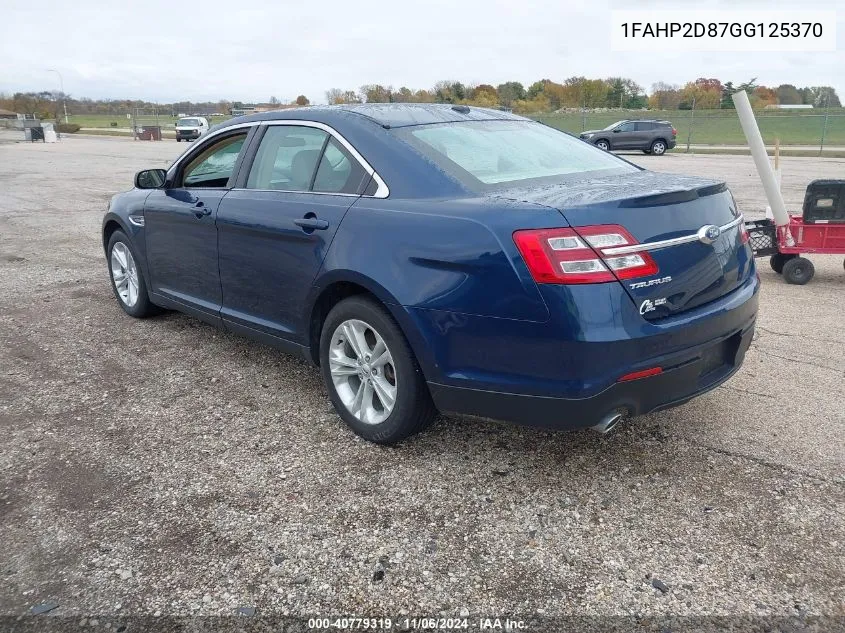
(102, 104, 758, 444)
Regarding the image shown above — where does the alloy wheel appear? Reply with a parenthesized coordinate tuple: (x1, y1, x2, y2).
(110, 242, 140, 307)
(328, 319, 397, 425)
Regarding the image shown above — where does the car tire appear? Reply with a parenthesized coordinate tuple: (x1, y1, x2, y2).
(595, 139, 610, 152)
(769, 253, 796, 274)
(782, 256, 814, 285)
(320, 296, 436, 445)
(176, 138, 181, 142)
(107, 230, 158, 318)
(650, 139, 667, 155)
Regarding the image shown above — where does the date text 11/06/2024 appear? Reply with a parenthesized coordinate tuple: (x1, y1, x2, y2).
(307, 617, 527, 630)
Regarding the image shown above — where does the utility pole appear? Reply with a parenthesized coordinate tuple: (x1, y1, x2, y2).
(47, 69, 68, 123)
(686, 96, 696, 153)
(819, 89, 831, 156)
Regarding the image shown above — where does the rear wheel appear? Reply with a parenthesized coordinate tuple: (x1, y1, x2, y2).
(782, 257, 814, 285)
(320, 296, 436, 444)
(769, 253, 796, 274)
(595, 139, 610, 152)
(650, 139, 667, 156)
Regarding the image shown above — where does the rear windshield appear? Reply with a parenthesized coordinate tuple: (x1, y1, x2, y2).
(178, 118, 200, 127)
(397, 120, 636, 188)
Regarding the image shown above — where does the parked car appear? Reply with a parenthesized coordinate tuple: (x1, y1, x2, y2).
(174, 116, 209, 142)
(103, 105, 757, 444)
(580, 120, 677, 155)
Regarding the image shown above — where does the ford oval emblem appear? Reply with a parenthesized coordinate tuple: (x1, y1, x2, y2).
(698, 224, 721, 245)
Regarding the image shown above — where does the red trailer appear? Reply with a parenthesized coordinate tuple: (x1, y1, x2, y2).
(745, 180, 845, 284)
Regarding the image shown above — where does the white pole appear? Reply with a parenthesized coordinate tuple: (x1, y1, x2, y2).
(732, 90, 790, 227)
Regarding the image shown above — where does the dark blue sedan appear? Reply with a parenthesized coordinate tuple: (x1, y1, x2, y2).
(103, 104, 758, 444)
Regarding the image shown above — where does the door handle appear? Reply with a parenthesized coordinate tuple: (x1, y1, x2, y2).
(294, 216, 329, 231)
(193, 201, 211, 218)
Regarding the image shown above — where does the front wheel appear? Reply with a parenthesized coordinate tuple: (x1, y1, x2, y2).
(782, 257, 814, 285)
(650, 139, 667, 155)
(320, 296, 436, 444)
(176, 138, 181, 142)
(595, 139, 610, 152)
(107, 230, 158, 317)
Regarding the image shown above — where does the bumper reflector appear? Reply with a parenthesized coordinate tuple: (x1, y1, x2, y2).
(618, 367, 663, 382)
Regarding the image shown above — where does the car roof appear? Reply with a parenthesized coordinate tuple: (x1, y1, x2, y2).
(223, 103, 527, 130)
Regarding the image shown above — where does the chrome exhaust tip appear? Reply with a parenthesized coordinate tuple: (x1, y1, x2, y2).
(591, 409, 626, 434)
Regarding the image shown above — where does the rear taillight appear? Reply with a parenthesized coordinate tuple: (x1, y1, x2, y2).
(671, 127, 677, 136)
(513, 225, 658, 284)
(739, 223, 749, 244)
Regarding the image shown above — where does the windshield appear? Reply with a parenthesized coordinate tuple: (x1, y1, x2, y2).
(178, 118, 200, 127)
(603, 120, 627, 130)
(399, 120, 636, 187)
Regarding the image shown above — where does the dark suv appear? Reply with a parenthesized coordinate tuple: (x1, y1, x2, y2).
(580, 120, 677, 155)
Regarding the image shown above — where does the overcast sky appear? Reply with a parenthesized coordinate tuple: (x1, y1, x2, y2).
(1, 0, 841, 103)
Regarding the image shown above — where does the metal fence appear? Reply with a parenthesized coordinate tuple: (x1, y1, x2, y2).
(534, 109, 845, 154)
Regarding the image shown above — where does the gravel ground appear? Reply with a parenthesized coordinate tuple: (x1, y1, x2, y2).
(1, 135, 843, 627)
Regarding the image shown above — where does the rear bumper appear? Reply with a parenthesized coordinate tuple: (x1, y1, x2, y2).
(428, 321, 754, 430)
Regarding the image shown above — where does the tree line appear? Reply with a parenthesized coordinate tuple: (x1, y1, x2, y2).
(329, 78, 840, 113)
(1, 76, 840, 121)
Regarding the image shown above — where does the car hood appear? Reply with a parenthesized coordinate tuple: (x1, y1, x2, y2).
(580, 129, 603, 135)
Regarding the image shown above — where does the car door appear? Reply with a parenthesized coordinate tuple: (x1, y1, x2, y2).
(633, 121, 654, 149)
(144, 127, 253, 322)
(216, 123, 372, 341)
(611, 121, 636, 149)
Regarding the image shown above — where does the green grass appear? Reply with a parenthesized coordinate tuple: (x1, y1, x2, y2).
(533, 109, 845, 146)
(66, 114, 232, 129)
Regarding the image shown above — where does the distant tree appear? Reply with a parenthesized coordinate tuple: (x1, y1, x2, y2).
(295, 95, 309, 106)
(361, 84, 393, 103)
(325, 88, 344, 105)
(392, 87, 415, 103)
(775, 84, 802, 105)
(433, 80, 466, 103)
(605, 77, 645, 108)
(802, 86, 841, 107)
(496, 81, 525, 108)
(413, 89, 436, 103)
(679, 81, 721, 109)
(649, 82, 682, 109)
(269, 96, 280, 105)
(753, 86, 778, 108)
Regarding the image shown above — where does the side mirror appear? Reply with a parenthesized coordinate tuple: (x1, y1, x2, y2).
(135, 169, 167, 189)
(612, 128, 620, 133)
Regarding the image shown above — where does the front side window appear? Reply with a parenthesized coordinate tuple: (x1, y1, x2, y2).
(399, 120, 636, 187)
(247, 126, 328, 191)
(182, 133, 247, 188)
(616, 122, 636, 132)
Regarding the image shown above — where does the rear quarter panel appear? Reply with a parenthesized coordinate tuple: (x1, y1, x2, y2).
(318, 197, 557, 322)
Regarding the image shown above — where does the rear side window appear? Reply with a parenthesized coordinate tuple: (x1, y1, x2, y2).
(635, 122, 654, 131)
(312, 138, 368, 194)
(247, 126, 328, 191)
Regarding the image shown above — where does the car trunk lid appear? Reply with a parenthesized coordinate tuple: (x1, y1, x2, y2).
(497, 170, 753, 319)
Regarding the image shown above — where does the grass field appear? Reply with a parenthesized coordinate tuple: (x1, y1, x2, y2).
(534, 108, 845, 146)
(67, 114, 231, 129)
(65, 108, 845, 147)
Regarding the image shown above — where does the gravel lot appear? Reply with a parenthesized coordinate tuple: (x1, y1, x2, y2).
(1, 135, 843, 627)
